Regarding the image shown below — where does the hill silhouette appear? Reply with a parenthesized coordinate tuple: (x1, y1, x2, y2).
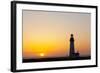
(23, 56, 91, 63)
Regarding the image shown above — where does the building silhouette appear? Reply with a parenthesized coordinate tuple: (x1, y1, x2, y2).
(69, 34, 80, 58)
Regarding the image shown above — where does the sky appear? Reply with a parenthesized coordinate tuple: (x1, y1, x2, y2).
(22, 10, 91, 59)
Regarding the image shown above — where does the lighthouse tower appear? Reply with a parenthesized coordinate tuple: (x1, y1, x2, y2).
(69, 34, 75, 57)
(69, 34, 80, 58)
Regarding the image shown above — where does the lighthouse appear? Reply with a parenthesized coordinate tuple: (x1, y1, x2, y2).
(69, 34, 80, 58)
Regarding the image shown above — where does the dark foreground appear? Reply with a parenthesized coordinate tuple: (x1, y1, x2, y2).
(23, 56, 91, 63)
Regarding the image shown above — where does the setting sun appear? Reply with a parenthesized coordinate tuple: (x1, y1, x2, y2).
(40, 53, 44, 57)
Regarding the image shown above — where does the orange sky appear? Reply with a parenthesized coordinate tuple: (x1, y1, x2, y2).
(22, 10, 91, 59)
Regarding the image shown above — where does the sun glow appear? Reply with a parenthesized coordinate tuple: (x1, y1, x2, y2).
(40, 53, 44, 57)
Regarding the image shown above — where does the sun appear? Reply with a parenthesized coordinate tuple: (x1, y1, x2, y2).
(40, 53, 44, 57)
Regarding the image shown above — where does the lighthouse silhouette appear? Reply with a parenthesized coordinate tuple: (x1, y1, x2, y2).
(69, 34, 80, 58)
